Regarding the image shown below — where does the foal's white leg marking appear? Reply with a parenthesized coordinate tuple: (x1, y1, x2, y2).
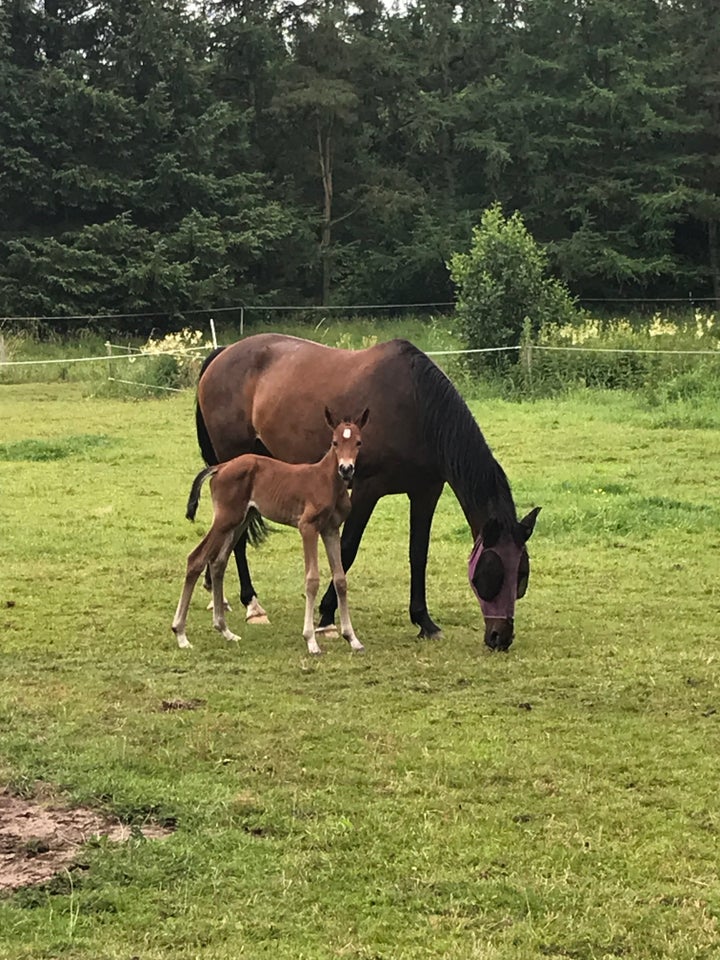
(323, 530, 364, 652)
(245, 596, 270, 625)
(171, 588, 193, 649)
(172, 554, 206, 649)
(301, 528, 322, 655)
(210, 534, 240, 643)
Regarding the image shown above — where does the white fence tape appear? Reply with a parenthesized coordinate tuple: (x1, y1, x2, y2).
(1, 342, 719, 369)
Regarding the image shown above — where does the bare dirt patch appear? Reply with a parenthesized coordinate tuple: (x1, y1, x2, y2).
(0, 789, 172, 892)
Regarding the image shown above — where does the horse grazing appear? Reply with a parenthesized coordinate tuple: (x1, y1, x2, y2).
(172, 408, 368, 654)
(195, 334, 540, 651)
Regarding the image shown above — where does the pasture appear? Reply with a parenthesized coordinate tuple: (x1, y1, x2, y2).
(1, 372, 720, 959)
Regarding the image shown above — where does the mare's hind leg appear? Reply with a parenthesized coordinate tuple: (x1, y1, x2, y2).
(300, 525, 322, 655)
(210, 533, 241, 643)
(234, 535, 270, 624)
(322, 529, 364, 652)
(318, 486, 379, 635)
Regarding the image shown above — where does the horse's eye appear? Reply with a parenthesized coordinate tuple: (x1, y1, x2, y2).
(357, 441, 362, 447)
(332, 440, 338, 446)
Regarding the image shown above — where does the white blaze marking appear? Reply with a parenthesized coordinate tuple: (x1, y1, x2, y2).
(342, 428, 352, 439)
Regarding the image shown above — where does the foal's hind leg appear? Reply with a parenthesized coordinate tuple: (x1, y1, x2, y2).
(210, 532, 241, 643)
(322, 529, 364, 652)
(300, 525, 322, 655)
(172, 538, 211, 649)
(204, 566, 232, 612)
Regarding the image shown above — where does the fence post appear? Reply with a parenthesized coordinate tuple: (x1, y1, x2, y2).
(240, 306, 244, 338)
(520, 318, 533, 394)
(105, 340, 114, 384)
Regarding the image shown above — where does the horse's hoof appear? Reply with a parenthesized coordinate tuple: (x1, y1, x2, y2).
(246, 614, 270, 625)
(417, 627, 443, 641)
(316, 624, 339, 639)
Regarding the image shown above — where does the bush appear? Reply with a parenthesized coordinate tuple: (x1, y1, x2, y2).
(448, 203, 578, 353)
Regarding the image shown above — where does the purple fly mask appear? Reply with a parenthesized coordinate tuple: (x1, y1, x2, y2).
(468, 508, 540, 651)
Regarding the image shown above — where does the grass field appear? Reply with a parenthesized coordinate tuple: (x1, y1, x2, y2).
(1, 374, 720, 959)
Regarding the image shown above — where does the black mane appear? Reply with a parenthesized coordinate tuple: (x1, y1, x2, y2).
(401, 341, 517, 530)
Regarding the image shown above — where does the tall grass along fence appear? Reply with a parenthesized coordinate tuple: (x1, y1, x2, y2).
(1, 304, 719, 401)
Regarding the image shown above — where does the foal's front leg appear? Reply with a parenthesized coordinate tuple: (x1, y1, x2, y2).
(322, 528, 364, 652)
(300, 525, 322, 655)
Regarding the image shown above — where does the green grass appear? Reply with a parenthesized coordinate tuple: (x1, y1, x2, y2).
(1, 381, 720, 959)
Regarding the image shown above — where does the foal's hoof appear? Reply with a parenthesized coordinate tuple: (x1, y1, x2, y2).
(207, 598, 232, 611)
(316, 624, 339, 640)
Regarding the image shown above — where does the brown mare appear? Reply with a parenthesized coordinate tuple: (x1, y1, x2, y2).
(173, 409, 368, 654)
(195, 334, 540, 651)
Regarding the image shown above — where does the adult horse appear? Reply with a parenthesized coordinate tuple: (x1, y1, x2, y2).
(194, 334, 540, 650)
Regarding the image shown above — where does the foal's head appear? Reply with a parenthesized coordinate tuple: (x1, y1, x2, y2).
(324, 407, 369, 482)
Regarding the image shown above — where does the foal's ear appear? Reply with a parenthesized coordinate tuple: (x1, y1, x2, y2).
(356, 408, 370, 429)
(324, 407, 338, 430)
(518, 506, 541, 542)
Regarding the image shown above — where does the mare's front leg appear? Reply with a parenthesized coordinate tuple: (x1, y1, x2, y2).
(318, 485, 379, 634)
(409, 483, 444, 639)
(210, 532, 241, 643)
(300, 524, 322, 655)
(322, 528, 364, 652)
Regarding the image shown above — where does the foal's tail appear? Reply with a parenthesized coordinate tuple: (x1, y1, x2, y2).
(186, 466, 217, 521)
(185, 466, 269, 547)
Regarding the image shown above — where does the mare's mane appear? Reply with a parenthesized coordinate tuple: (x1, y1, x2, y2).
(400, 340, 517, 530)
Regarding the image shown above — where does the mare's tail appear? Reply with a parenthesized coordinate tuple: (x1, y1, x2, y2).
(195, 346, 226, 465)
(244, 507, 269, 547)
(186, 466, 217, 521)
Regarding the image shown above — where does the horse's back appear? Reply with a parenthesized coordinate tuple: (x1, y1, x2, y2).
(198, 334, 431, 484)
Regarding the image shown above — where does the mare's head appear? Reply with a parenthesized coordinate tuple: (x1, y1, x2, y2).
(469, 507, 541, 651)
(324, 407, 370, 483)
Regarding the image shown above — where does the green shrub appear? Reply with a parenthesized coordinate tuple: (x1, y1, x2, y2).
(448, 203, 578, 354)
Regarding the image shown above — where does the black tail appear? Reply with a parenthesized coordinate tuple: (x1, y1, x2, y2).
(186, 466, 216, 521)
(244, 507, 269, 547)
(195, 346, 226, 465)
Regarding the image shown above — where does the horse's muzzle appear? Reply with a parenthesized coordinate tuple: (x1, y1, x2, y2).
(338, 463, 355, 482)
(484, 617, 514, 652)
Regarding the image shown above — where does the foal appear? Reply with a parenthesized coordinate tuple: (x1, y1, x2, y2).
(172, 408, 369, 654)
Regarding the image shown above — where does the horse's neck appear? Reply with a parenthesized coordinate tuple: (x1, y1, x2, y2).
(455, 464, 516, 542)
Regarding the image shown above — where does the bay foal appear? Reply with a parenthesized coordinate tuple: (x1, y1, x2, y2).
(172, 408, 369, 654)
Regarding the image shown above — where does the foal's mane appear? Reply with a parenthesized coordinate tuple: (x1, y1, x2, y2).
(400, 341, 517, 529)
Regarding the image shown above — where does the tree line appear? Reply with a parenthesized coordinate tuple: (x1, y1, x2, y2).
(0, 0, 718, 327)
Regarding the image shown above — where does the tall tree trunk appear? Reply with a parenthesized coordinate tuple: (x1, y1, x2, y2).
(317, 118, 333, 306)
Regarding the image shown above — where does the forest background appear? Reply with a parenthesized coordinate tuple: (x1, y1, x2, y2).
(1, 0, 719, 329)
